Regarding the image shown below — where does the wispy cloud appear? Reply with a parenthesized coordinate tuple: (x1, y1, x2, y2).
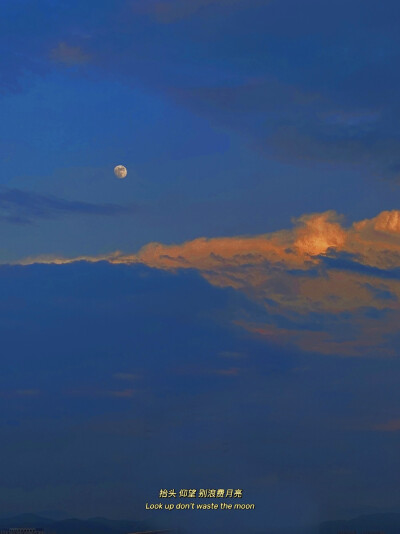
(50, 42, 91, 65)
(218, 351, 246, 359)
(372, 419, 400, 432)
(0, 188, 135, 224)
(67, 387, 137, 399)
(172, 78, 400, 181)
(15, 389, 41, 397)
(130, 0, 248, 23)
(0, 389, 42, 398)
(212, 367, 240, 376)
(113, 372, 141, 382)
(107, 389, 136, 398)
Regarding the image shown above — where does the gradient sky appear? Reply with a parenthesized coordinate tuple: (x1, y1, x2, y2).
(2, 1, 400, 533)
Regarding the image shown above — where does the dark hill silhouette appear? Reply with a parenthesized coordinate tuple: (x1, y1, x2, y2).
(46, 518, 126, 534)
(7, 511, 400, 534)
(0, 515, 151, 534)
(86, 517, 146, 532)
(0, 514, 54, 528)
(320, 512, 400, 533)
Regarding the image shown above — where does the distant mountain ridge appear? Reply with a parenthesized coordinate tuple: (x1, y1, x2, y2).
(0, 514, 152, 534)
(2, 511, 400, 534)
(320, 512, 400, 533)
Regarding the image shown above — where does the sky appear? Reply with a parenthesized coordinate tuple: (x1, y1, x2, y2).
(2, 1, 400, 533)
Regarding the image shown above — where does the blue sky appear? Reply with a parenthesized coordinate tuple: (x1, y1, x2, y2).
(4, 261, 400, 533)
(2, 1, 400, 533)
(2, 0, 400, 260)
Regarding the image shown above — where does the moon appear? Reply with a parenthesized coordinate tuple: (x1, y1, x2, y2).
(114, 165, 127, 179)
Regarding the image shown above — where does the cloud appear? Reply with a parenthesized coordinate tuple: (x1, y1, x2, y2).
(266, 123, 400, 181)
(0, 389, 42, 398)
(212, 367, 240, 376)
(113, 372, 141, 382)
(218, 351, 246, 359)
(50, 42, 91, 65)
(107, 389, 136, 398)
(67, 387, 137, 399)
(15, 389, 41, 397)
(0, 188, 135, 224)
(172, 78, 400, 181)
(130, 0, 248, 23)
(20, 209, 400, 357)
(373, 419, 400, 432)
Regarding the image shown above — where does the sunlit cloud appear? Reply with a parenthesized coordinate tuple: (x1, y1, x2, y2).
(20, 209, 400, 357)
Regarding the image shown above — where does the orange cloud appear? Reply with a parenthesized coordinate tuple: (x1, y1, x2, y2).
(20, 209, 400, 357)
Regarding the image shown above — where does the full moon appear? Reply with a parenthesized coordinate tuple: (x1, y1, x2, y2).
(114, 165, 127, 179)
